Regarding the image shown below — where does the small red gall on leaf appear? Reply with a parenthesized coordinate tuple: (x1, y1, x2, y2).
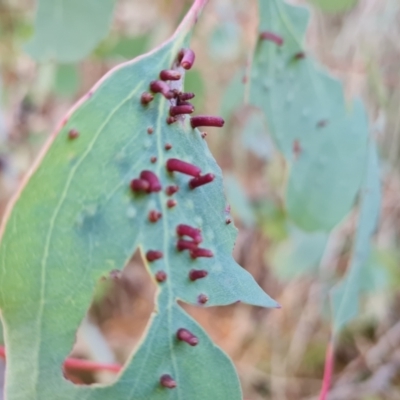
(178, 48, 195, 70)
(293, 51, 306, 60)
(176, 224, 202, 243)
(130, 178, 150, 193)
(149, 80, 174, 99)
(226, 218, 232, 225)
(189, 173, 215, 189)
(150, 156, 157, 163)
(179, 92, 195, 101)
(140, 170, 161, 192)
(190, 115, 224, 128)
(176, 239, 198, 252)
(147, 126, 154, 134)
(159, 69, 181, 81)
(146, 250, 163, 262)
(167, 199, 177, 208)
(201, 132, 207, 139)
(166, 158, 201, 177)
(155, 271, 167, 283)
(190, 248, 214, 259)
(148, 210, 162, 223)
(164, 143, 172, 151)
(68, 129, 79, 140)
(160, 374, 176, 389)
(176, 328, 199, 346)
(166, 116, 177, 125)
(259, 31, 284, 46)
(198, 293, 209, 304)
(293, 139, 302, 159)
(169, 104, 194, 117)
(165, 185, 179, 196)
(140, 92, 154, 105)
(317, 119, 328, 128)
(189, 269, 208, 281)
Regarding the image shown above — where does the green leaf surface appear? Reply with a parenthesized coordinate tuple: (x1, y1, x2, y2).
(270, 225, 328, 281)
(250, 0, 369, 231)
(331, 141, 381, 334)
(309, 0, 358, 14)
(25, 0, 115, 63)
(0, 3, 277, 399)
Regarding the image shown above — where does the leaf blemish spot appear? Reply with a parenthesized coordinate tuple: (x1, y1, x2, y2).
(141, 92, 154, 105)
(189, 269, 208, 281)
(148, 210, 162, 223)
(167, 199, 177, 208)
(165, 185, 179, 196)
(160, 374, 177, 389)
(317, 119, 328, 128)
(226, 218, 231, 225)
(198, 293, 209, 304)
(68, 129, 79, 140)
(176, 328, 199, 346)
(155, 271, 167, 282)
(164, 143, 172, 151)
(150, 156, 157, 163)
(147, 126, 154, 134)
(166, 116, 177, 125)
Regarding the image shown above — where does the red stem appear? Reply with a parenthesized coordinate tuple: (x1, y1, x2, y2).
(319, 339, 334, 400)
(0, 345, 121, 373)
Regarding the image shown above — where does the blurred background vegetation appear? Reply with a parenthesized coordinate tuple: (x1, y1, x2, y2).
(1, 0, 400, 399)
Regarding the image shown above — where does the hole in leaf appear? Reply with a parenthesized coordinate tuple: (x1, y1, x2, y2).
(63, 250, 156, 386)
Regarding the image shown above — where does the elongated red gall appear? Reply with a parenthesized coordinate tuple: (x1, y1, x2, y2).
(167, 199, 177, 208)
(176, 224, 202, 243)
(146, 250, 163, 262)
(176, 328, 199, 346)
(178, 48, 195, 70)
(148, 210, 162, 222)
(189, 269, 208, 281)
(68, 128, 79, 139)
(130, 179, 150, 192)
(198, 294, 209, 304)
(155, 271, 167, 282)
(160, 70, 181, 81)
(149, 80, 174, 99)
(190, 115, 224, 129)
(160, 374, 176, 389)
(166, 158, 201, 177)
(179, 92, 195, 101)
(259, 31, 284, 46)
(176, 239, 198, 251)
(189, 173, 215, 189)
(140, 170, 161, 192)
(141, 92, 154, 105)
(170, 104, 194, 117)
(190, 248, 213, 259)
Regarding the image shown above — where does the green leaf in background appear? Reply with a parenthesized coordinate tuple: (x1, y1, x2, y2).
(100, 35, 151, 60)
(224, 175, 257, 227)
(270, 225, 328, 281)
(309, 0, 358, 14)
(331, 141, 381, 334)
(54, 64, 80, 98)
(241, 111, 273, 160)
(0, 2, 277, 399)
(209, 21, 242, 62)
(250, 0, 369, 231)
(25, 0, 115, 63)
